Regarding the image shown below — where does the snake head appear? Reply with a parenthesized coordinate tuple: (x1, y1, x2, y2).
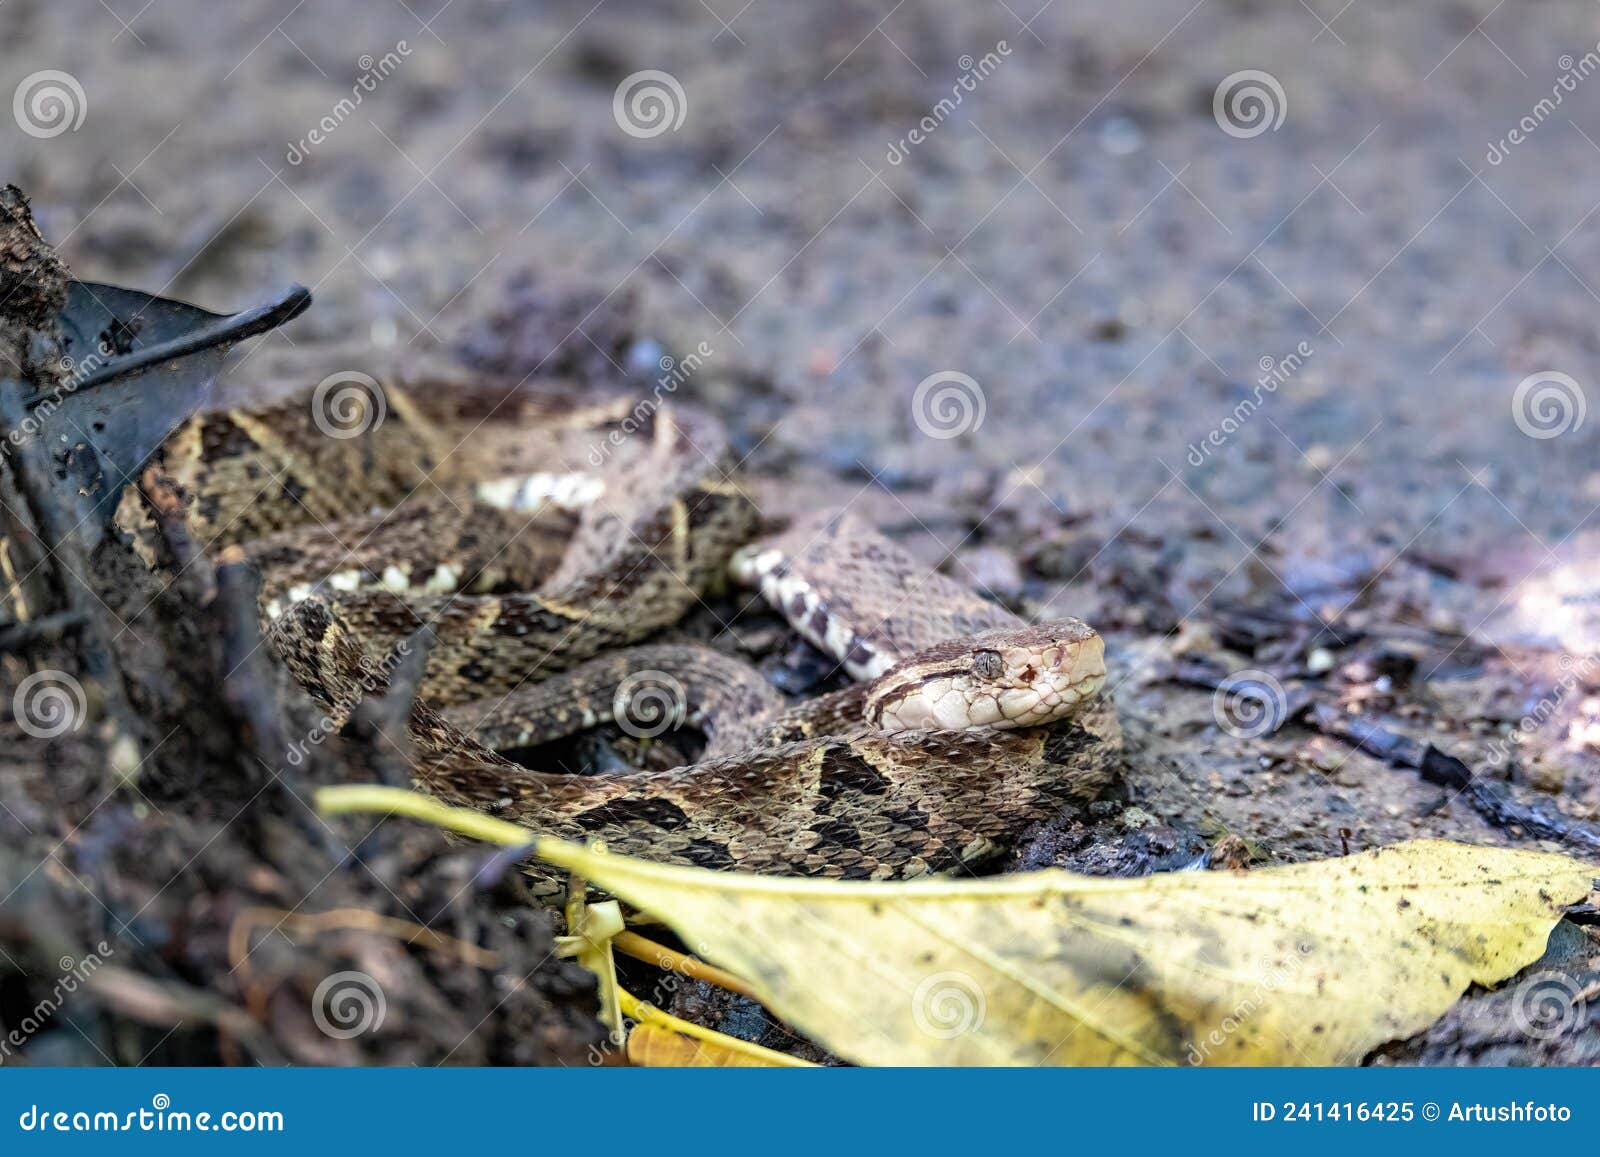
(863, 619, 1106, 733)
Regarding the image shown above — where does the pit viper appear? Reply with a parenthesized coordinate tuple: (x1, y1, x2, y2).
(134, 372, 1121, 884)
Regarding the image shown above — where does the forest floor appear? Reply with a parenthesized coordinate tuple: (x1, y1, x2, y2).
(2, 0, 1598, 1064)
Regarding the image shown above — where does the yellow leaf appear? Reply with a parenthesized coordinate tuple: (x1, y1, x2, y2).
(317, 786, 1597, 1067)
(616, 988, 814, 1067)
(626, 1022, 796, 1067)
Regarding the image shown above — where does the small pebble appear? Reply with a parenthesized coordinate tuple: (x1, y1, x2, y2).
(1170, 619, 1218, 656)
(1300, 739, 1345, 773)
(1304, 443, 1336, 472)
(805, 347, 838, 376)
(624, 338, 666, 377)
(1098, 115, 1144, 156)
(1525, 761, 1566, 794)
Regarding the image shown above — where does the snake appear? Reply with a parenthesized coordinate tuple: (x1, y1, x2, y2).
(133, 372, 1121, 885)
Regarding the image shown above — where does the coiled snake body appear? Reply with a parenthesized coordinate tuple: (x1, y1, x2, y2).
(138, 375, 1121, 884)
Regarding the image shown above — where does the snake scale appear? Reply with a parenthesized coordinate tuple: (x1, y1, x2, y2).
(133, 373, 1121, 885)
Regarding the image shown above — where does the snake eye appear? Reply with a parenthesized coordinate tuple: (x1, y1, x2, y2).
(971, 649, 1003, 680)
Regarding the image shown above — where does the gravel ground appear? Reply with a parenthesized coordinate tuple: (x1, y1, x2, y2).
(4, 0, 1600, 1063)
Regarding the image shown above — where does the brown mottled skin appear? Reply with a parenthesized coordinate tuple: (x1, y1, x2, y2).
(137, 378, 1121, 890)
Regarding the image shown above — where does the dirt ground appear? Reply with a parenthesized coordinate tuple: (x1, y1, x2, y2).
(3, 0, 1599, 1064)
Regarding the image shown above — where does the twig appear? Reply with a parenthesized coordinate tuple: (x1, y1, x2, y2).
(83, 965, 287, 1066)
(614, 930, 761, 1000)
(227, 904, 500, 1020)
(347, 625, 436, 789)
(0, 881, 283, 1066)
(1169, 659, 1600, 854)
(1167, 659, 1316, 731)
(213, 548, 289, 783)
(211, 550, 359, 865)
(0, 608, 86, 653)
(1307, 703, 1600, 854)
(139, 465, 215, 605)
(0, 188, 142, 780)
(0, 385, 126, 691)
